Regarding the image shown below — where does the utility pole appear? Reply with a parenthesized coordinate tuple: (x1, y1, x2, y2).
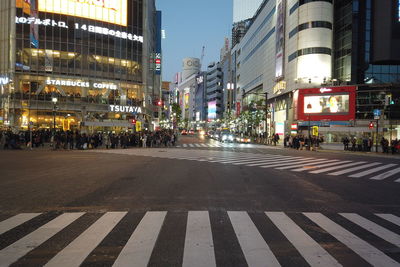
(265, 92, 268, 141)
(376, 118, 379, 153)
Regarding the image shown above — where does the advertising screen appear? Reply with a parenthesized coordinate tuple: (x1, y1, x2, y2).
(38, 0, 127, 26)
(208, 101, 217, 120)
(303, 94, 349, 114)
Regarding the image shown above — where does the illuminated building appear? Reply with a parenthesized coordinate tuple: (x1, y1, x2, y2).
(0, 0, 161, 132)
(232, 0, 400, 140)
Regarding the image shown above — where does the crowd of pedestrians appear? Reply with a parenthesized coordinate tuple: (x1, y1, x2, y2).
(341, 136, 400, 154)
(283, 134, 323, 151)
(0, 129, 178, 150)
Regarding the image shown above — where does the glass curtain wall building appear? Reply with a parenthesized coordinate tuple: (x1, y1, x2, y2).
(0, 0, 158, 132)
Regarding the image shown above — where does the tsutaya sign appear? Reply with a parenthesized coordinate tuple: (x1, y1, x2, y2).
(46, 79, 118, 90)
(110, 105, 142, 114)
(0, 76, 10, 85)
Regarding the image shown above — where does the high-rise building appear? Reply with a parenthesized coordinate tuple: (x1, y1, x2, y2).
(206, 62, 223, 121)
(0, 0, 160, 132)
(233, 0, 264, 23)
(232, 0, 400, 141)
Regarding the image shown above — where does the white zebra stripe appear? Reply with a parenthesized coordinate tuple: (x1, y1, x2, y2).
(113, 212, 167, 267)
(228, 211, 280, 267)
(0, 213, 85, 267)
(0, 213, 41, 235)
(266, 212, 341, 267)
(182, 211, 216, 267)
(45, 212, 127, 267)
(304, 213, 399, 267)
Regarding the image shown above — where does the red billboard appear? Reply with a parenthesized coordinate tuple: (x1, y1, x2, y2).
(297, 86, 356, 121)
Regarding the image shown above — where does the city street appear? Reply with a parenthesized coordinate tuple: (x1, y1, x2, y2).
(0, 136, 400, 266)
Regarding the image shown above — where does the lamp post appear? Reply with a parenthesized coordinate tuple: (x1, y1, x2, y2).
(52, 97, 58, 137)
(306, 103, 312, 150)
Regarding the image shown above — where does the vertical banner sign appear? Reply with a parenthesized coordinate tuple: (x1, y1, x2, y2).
(155, 11, 162, 75)
(136, 121, 142, 132)
(30, 0, 39, 48)
(275, 0, 286, 79)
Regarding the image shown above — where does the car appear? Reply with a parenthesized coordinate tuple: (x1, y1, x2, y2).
(220, 130, 235, 142)
(181, 129, 187, 135)
(236, 136, 251, 143)
(188, 129, 195, 135)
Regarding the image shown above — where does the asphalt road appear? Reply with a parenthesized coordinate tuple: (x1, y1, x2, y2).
(0, 135, 399, 266)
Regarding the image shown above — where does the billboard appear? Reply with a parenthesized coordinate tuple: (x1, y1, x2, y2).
(208, 101, 217, 120)
(38, 0, 128, 26)
(303, 94, 350, 114)
(297, 86, 356, 122)
(275, 0, 285, 79)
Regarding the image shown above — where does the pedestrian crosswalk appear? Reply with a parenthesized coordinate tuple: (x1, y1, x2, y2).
(94, 149, 400, 183)
(1, 210, 400, 266)
(176, 142, 278, 149)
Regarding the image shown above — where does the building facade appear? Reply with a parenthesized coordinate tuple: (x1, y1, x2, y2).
(206, 62, 223, 121)
(232, 0, 400, 142)
(0, 0, 160, 133)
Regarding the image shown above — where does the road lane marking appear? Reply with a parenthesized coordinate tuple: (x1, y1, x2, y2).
(45, 212, 126, 267)
(266, 212, 341, 267)
(369, 167, 400, 180)
(348, 164, 398, 178)
(0, 213, 85, 267)
(275, 159, 333, 170)
(246, 157, 305, 167)
(216, 155, 279, 164)
(113, 212, 167, 267)
(182, 144, 188, 147)
(228, 211, 280, 267)
(0, 213, 41, 235)
(200, 144, 208, 147)
(375, 214, 400, 227)
(304, 213, 399, 267)
(194, 144, 201, 147)
(328, 162, 382, 176)
(260, 158, 316, 168)
(340, 213, 400, 247)
(309, 162, 367, 174)
(233, 155, 296, 165)
(182, 211, 216, 267)
(291, 161, 353, 172)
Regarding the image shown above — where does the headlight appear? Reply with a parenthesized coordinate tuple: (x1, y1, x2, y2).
(228, 135, 234, 141)
(222, 135, 227, 140)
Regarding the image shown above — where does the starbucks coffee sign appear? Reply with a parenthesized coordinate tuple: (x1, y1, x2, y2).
(109, 104, 142, 114)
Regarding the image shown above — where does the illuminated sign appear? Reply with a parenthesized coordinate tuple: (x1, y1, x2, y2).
(208, 101, 217, 120)
(319, 87, 333, 93)
(38, 0, 127, 26)
(109, 105, 142, 114)
(46, 79, 90, 87)
(16, 17, 143, 43)
(304, 94, 350, 114)
(16, 16, 68, 28)
(0, 77, 10, 85)
(46, 79, 117, 90)
(155, 53, 162, 73)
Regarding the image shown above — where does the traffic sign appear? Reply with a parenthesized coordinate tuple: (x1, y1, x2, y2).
(373, 109, 381, 117)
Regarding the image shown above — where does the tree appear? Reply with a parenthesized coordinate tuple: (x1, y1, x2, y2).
(171, 103, 182, 123)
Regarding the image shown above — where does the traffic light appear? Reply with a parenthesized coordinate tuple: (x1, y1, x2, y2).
(369, 122, 374, 129)
(157, 100, 162, 106)
(131, 119, 136, 125)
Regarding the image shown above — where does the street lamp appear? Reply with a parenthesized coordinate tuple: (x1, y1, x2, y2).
(52, 97, 58, 136)
(306, 103, 312, 150)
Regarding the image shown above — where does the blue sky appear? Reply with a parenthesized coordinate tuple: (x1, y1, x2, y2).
(156, 0, 233, 81)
